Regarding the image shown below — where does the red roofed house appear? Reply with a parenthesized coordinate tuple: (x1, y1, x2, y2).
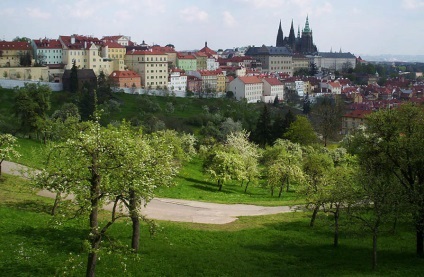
(59, 34, 113, 75)
(109, 70, 141, 89)
(198, 42, 218, 59)
(31, 38, 63, 66)
(228, 76, 263, 102)
(261, 77, 284, 103)
(327, 81, 342, 94)
(0, 41, 32, 67)
(341, 110, 372, 135)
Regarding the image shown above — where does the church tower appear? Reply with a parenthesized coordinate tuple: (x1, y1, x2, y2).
(301, 15, 316, 54)
(276, 20, 284, 47)
(288, 19, 296, 51)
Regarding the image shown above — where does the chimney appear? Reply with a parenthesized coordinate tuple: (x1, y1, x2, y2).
(205, 41, 207, 47)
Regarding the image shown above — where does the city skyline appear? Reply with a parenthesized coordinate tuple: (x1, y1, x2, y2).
(0, 0, 423, 56)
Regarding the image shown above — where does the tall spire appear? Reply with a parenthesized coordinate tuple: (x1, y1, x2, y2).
(297, 25, 300, 38)
(288, 19, 296, 47)
(276, 20, 284, 47)
(303, 15, 311, 33)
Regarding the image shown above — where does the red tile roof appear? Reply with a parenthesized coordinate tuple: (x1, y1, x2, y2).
(0, 41, 32, 50)
(33, 38, 62, 49)
(103, 41, 125, 48)
(238, 76, 262, 84)
(262, 77, 283, 86)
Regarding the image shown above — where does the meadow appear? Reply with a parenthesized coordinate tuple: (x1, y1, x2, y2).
(1, 174, 422, 276)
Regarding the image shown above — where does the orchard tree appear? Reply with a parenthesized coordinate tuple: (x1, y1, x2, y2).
(312, 96, 344, 147)
(203, 144, 245, 191)
(301, 148, 334, 227)
(264, 139, 304, 197)
(0, 134, 20, 177)
(34, 118, 142, 277)
(351, 103, 424, 257)
(226, 131, 260, 193)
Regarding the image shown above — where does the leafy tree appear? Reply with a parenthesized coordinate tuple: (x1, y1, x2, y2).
(13, 83, 51, 138)
(226, 131, 260, 193)
(203, 143, 245, 191)
(0, 134, 20, 177)
(219, 118, 242, 142)
(265, 139, 304, 197)
(35, 119, 179, 276)
(79, 87, 96, 121)
(349, 153, 406, 270)
(351, 103, 424, 257)
(19, 51, 32, 67)
(312, 96, 344, 147)
(301, 148, 334, 227)
(284, 115, 318, 145)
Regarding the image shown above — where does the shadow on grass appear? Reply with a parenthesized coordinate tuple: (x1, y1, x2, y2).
(182, 176, 215, 187)
(4, 199, 52, 215)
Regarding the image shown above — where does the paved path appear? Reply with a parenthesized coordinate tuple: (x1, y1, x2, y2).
(2, 161, 297, 224)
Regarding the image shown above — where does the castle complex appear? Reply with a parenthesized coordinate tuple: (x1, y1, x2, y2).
(276, 16, 317, 55)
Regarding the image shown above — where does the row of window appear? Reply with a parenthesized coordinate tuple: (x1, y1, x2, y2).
(146, 75, 167, 79)
(39, 49, 62, 53)
(136, 57, 167, 62)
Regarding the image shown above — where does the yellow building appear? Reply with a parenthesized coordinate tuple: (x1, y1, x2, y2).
(0, 41, 33, 67)
(125, 50, 168, 89)
(102, 41, 126, 71)
(59, 35, 113, 76)
(216, 70, 226, 93)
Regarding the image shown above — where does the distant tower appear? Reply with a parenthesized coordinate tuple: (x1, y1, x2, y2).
(288, 19, 296, 51)
(301, 15, 315, 54)
(276, 20, 284, 47)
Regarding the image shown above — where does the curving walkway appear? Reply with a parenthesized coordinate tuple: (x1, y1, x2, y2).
(2, 161, 297, 224)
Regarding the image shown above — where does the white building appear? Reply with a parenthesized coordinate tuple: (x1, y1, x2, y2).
(168, 69, 187, 93)
(295, 80, 306, 97)
(31, 38, 63, 66)
(261, 77, 284, 103)
(228, 76, 263, 103)
(207, 57, 220, 70)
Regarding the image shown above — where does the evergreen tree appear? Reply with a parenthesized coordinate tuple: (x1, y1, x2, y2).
(252, 104, 272, 147)
(69, 60, 78, 93)
(273, 95, 279, 107)
(303, 93, 311, 115)
(309, 62, 318, 76)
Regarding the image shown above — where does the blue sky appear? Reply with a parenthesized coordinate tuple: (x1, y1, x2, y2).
(0, 0, 423, 56)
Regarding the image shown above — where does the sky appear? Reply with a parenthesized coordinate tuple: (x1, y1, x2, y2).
(0, 0, 423, 56)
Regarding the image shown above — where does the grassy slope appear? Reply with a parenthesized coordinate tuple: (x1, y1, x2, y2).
(0, 175, 422, 277)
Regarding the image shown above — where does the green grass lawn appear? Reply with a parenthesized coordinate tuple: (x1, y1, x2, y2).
(0, 174, 423, 277)
(157, 157, 303, 206)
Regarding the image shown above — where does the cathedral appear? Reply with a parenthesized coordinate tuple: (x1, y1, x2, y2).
(276, 16, 317, 55)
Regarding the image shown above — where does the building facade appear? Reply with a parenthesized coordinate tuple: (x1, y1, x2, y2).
(125, 50, 168, 89)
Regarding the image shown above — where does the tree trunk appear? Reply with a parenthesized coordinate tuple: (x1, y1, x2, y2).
(417, 229, 423, 258)
(333, 206, 339, 247)
(286, 177, 290, 192)
(271, 187, 274, 197)
(244, 180, 250, 193)
(0, 162, 2, 176)
(86, 163, 101, 277)
(310, 205, 320, 227)
(278, 184, 284, 198)
(218, 180, 222, 191)
(129, 189, 140, 253)
(51, 192, 62, 215)
(372, 231, 378, 270)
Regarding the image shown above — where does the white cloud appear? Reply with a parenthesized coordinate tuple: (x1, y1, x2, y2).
(180, 6, 208, 22)
(240, 0, 286, 8)
(402, 0, 424, 9)
(26, 8, 51, 20)
(0, 8, 14, 16)
(223, 11, 237, 27)
(314, 2, 333, 16)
